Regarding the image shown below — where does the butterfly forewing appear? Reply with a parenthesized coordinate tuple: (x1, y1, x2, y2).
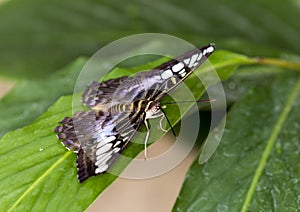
(55, 44, 215, 182)
(82, 44, 215, 108)
(149, 44, 215, 100)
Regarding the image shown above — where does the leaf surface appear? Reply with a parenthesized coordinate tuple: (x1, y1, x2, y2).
(0, 58, 87, 137)
(0, 50, 242, 211)
(173, 71, 300, 211)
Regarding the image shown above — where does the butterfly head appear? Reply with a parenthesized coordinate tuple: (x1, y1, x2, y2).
(145, 101, 161, 119)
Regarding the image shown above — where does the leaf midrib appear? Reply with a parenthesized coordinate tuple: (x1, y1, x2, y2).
(8, 151, 73, 212)
(241, 76, 300, 212)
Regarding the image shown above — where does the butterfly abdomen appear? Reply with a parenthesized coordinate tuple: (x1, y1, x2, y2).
(108, 99, 159, 114)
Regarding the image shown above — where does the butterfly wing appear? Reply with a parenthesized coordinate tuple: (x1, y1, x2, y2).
(82, 76, 129, 108)
(82, 75, 152, 110)
(55, 109, 145, 182)
(146, 44, 215, 101)
(81, 45, 215, 109)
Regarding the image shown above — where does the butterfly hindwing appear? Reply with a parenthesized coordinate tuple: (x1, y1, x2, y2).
(55, 107, 146, 182)
(77, 149, 97, 182)
(82, 76, 129, 108)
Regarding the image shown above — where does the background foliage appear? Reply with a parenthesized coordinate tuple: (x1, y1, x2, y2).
(0, 0, 299, 211)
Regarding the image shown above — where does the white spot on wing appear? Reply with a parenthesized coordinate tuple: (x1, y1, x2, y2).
(184, 58, 190, 65)
(97, 136, 115, 148)
(178, 69, 186, 75)
(96, 143, 112, 156)
(189, 54, 198, 67)
(206, 46, 215, 53)
(180, 72, 186, 78)
(113, 147, 121, 153)
(95, 164, 109, 174)
(197, 53, 202, 61)
(172, 62, 184, 72)
(113, 140, 121, 147)
(96, 152, 112, 166)
(161, 69, 173, 79)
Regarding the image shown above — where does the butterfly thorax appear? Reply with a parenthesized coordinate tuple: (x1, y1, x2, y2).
(108, 100, 160, 116)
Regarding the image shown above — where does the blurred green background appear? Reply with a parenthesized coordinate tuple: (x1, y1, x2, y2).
(0, 0, 299, 79)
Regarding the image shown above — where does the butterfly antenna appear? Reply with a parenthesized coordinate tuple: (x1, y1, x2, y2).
(159, 99, 215, 137)
(163, 99, 216, 105)
(159, 106, 177, 137)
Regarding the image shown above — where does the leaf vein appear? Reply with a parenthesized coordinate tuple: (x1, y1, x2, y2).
(241, 76, 300, 212)
(8, 151, 73, 212)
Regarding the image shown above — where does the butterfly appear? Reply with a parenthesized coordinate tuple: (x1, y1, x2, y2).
(54, 44, 215, 182)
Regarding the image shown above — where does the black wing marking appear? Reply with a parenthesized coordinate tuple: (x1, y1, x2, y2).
(82, 76, 129, 108)
(77, 149, 97, 182)
(149, 44, 215, 100)
(55, 109, 146, 182)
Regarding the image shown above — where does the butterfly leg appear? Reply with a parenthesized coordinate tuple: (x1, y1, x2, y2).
(158, 108, 177, 137)
(143, 120, 150, 160)
(148, 111, 168, 132)
(158, 113, 168, 132)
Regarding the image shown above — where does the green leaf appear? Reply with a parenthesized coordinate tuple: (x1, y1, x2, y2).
(0, 0, 299, 78)
(223, 65, 284, 105)
(173, 71, 300, 211)
(0, 50, 241, 211)
(0, 58, 87, 138)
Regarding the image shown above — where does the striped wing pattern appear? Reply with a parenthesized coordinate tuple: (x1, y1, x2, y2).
(82, 76, 129, 108)
(54, 44, 215, 182)
(54, 109, 145, 182)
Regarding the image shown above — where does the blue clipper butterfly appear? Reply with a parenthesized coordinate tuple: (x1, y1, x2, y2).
(54, 44, 215, 182)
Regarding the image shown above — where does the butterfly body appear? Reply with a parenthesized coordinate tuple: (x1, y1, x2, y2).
(54, 44, 215, 182)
